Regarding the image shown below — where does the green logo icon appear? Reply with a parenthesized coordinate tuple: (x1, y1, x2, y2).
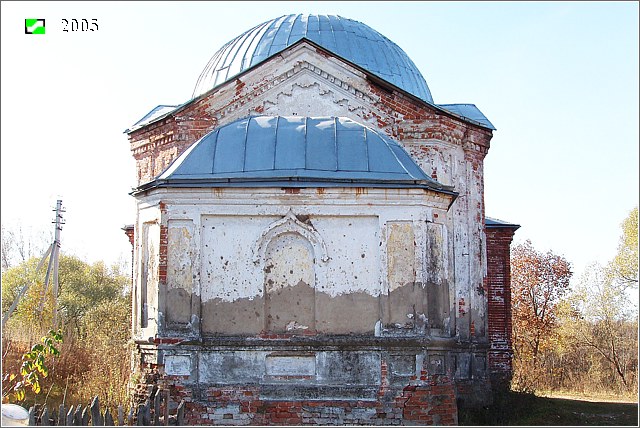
(25, 18, 46, 34)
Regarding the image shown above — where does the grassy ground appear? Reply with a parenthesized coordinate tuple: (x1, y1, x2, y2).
(458, 390, 639, 426)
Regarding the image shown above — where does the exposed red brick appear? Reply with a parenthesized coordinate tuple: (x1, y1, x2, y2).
(486, 226, 517, 387)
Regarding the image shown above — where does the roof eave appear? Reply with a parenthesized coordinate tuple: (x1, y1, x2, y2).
(131, 177, 458, 199)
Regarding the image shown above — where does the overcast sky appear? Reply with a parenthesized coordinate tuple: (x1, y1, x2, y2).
(1, 1, 638, 286)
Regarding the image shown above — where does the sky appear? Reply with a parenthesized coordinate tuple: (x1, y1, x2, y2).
(1, 1, 638, 287)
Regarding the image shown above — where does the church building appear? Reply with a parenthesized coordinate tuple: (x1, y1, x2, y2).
(124, 14, 519, 425)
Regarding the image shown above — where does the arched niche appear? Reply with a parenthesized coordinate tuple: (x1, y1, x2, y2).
(253, 211, 328, 333)
(253, 211, 329, 265)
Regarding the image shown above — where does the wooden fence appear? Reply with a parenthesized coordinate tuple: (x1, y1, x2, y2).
(25, 389, 185, 426)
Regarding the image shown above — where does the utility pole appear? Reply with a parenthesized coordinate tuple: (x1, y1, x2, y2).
(51, 200, 64, 329)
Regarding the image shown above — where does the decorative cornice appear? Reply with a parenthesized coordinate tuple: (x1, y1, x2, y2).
(399, 130, 463, 146)
(205, 59, 385, 123)
(131, 133, 176, 157)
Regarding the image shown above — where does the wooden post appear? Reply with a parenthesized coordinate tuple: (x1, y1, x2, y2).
(73, 404, 83, 425)
(66, 405, 75, 426)
(81, 405, 89, 425)
(153, 389, 161, 426)
(28, 406, 36, 426)
(90, 396, 102, 426)
(58, 404, 66, 427)
(136, 404, 145, 426)
(163, 390, 169, 426)
(40, 406, 49, 426)
(176, 401, 185, 426)
(117, 405, 124, 426)
(104, 408, 114, 426)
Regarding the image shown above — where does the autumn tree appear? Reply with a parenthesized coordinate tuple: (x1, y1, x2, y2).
(607, 207, 638, 288)
(2, 253, 132, 408)
(569, 263, 638, 390)
(562, 208, 639, 394)
(2, 254, 129, 337)
(510, 240, 572, 392)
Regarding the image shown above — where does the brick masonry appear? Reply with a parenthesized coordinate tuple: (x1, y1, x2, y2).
(485, 226, 518, 388)
(129, 350, 459, 426)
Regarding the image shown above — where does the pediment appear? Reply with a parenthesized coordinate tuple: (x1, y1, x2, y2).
(201, 42, 396, 130)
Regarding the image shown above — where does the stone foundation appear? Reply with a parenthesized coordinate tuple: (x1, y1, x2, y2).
(128, 336, 500, 425)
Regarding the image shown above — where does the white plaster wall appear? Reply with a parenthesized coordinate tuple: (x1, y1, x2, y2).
(199, 214, 381, 302)
(200, 215, 278, 302)
(142, 187, 451, 302)
(311, 216, 380, 297)
(400, 139, 487, 339)
(133, 187, 455, 337)
(133, 202, 161, 339)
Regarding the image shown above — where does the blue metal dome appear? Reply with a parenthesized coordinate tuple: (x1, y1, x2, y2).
(137, 116, 453, 194)
(192, 14, 433, 103)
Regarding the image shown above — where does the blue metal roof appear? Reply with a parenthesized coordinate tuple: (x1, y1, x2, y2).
(192, 14, 433, 103)
(437, 104, 496, 130)
(136, 116, 455, 194)
(485, 217, 520, 230)
(125, 105, 178, 132)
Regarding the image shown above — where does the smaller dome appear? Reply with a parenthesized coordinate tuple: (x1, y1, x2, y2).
(143, 116, 452, 194)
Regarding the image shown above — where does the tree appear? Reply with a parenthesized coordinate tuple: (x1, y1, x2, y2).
(1, 224, 50, 272)
(2, 253, 132, 408)
(565, 210, 639, 391)
(608, 207, 638, 288)
(511, 240, 572, 391)
(2, 254, 129, 337)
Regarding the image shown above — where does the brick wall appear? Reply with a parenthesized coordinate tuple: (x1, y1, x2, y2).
(133, 359, 458, 426)
(485, 226, 518, 388)
(158, 202, 168, 284)
(128, 101, 217, 185)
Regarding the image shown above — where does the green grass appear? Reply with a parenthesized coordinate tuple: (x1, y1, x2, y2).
(458, 391, 638, 426)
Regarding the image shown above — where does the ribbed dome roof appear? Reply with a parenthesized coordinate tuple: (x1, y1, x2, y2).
(138, 116, 453, 194)
(192, 14, 433, 103)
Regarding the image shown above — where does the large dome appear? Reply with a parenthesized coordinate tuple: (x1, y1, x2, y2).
(192, 14, 433, 103)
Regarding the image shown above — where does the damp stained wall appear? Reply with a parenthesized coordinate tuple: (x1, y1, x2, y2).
(131, 187, 453, 340)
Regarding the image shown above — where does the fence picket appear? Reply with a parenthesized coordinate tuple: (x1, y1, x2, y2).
(152, 389, 161, 426)
(136, 403, 145, 426)
(59, 404, 66, 427)
(20, 390, 184, 426)
(28, 406, 36, 426)
(40, 406, 49, 426)
(176, 400, 185, 426)
(81, 404, 89, 425)
(90, 396, 102, 426)
(104, 408, 114, 426)
(66, 405, 75, 426)
(145, 400, 152, 426)
(118, 405, 124, 426)
(73, 404, 82, 425)
(163, 390, 169, 426)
